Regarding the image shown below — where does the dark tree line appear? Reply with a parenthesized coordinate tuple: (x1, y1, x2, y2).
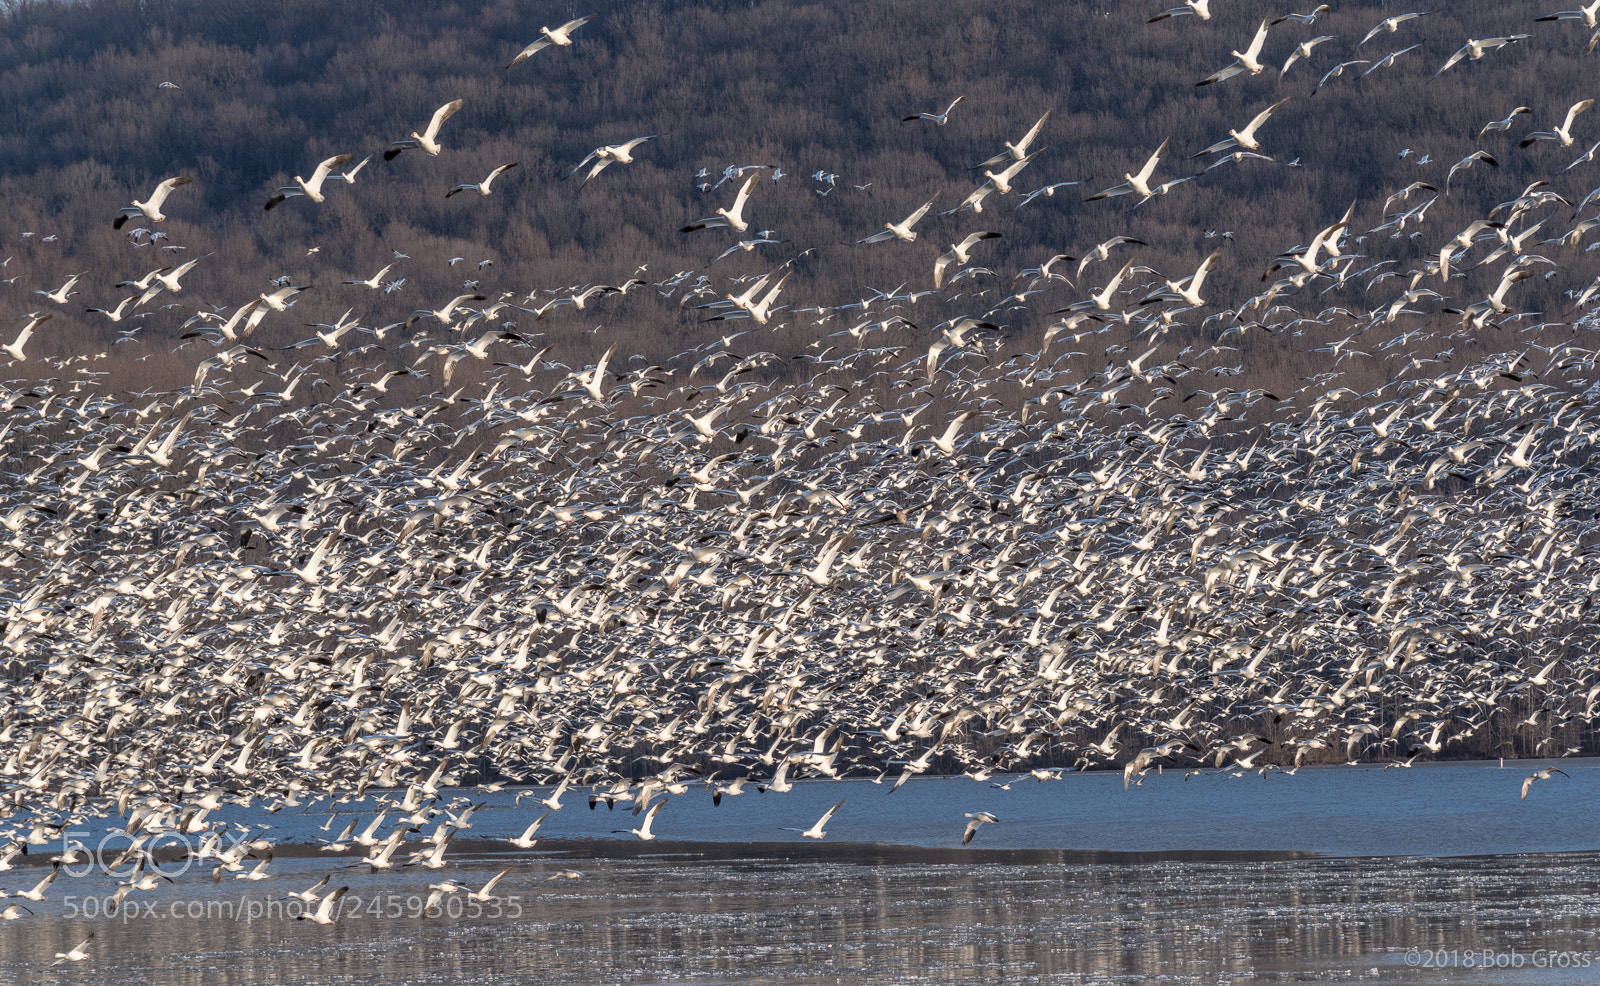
(0, 0, 1597, 399)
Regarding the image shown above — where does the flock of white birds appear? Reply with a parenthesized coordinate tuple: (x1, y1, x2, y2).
(3, 0, 1600, 952)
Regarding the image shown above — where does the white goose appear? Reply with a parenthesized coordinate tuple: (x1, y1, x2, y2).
(296, 885, 349, 924)
(681, 172, 757, 232)
(506, 14, 595, 68)
(1059, 258, 1136, 312)
(508, 810, 551, 849)
(1085, 140, 1168, 201)
(570, 135, 657, 186)
(114, 175, 192, 228)
(1280, 37, 1337, 78)
(1538, 0, 1600, 25)
(623, 799, 664, 840)
(384, 99, 465, 159)
(855, 198, 936, 243)
(1521, 99, 1595, 148)
(1078, 235, 1146, 276)
(797, 799, 845, 839)
(934, 231, 1003, 288)
(1194, 99, 1288, 158)
(48, 932, 93, 968)
(1478, 106, 1532, 142)
(265, 154, 355, 210)
(343, 262, 397, 290)
(1435, 36, 1529, 78)
(1358, 11, 1431, 47)
(1196, 20, 1270, 86)
(973, 110, 1049, 171)
(903, 95, 965, 125)
(35, 272, 83, 304)
(1148, 0, 1211, 22)
(467, 867, 514, 901)
(962, 811, 999, 845)
(446, 162, 519, 198)
(1141, 248, 1223, 307)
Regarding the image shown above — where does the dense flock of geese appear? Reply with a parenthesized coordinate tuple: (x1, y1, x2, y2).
(2, 0, 1600, 955)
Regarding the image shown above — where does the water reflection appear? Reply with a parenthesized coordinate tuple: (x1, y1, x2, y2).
(4, 848, 1599, 984)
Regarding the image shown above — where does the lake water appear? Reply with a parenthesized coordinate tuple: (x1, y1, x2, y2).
(4, 761, 1598, 984)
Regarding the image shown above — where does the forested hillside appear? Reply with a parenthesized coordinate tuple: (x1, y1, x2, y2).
(1, 0, 1597, 396)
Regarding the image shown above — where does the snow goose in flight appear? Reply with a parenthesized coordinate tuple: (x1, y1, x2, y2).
(1085, 139, 1168, 201)
(582, 343, 617, 401)
(1014, 181, 1079, 208)
(1521, 99, 1595, 147)
(1199, 150, 1276, 173)
(1259, 204, 1352, 281)
(1280, 36, 1336, 77)
(259, 283, 310, 311)
(1478, 106, 1532, 142)
(930, 410, 979, 456)
(903, 95, 965, 124)
(1536, 0, 1600, 26)
(621, 799, 664, 840)
(934, 231, 1002, 288)
(137, 255, 203, 306)
(1058, 258, 1136, 312)
(15, 861, 60, 901)
(508, 810, 552, 849)
(466, 867, 515, 903)
(265, 154, 354, 210)
(1313, 59, 1369, 94)
(405, 293, 486, 326)
(1520, 767, 1569, 799)
(570, 135, 657, 186)
(709, 230, 783, 265)
(85, 295, 139, 322)
(981, 150, 1038, 195)
(35, 272, 83, 304)
(855, 197, 936, 243)
(974, 110, 1049, 171)
(1196, 20, 1270, 86)
(1445, 150, 1496, 190)
(1565, 138, 1600, 171)
(1140, 248, 1223, 307)
(506, 14, 594, 68)
(48, 932, 93, 968)
(1359, 12, 1431, 47)
(343, 261, 397, 290)
(681, 173, 757, 232)
(1271, 4, 1330, 25)
(1078, 235, 1144, 277)
(328, 154, 370, 185)
(1148, 0, 1211, 22)
(1194, 98, 1288, 157)
(962, 811, 998, 845)
(384, 99, 465, 159)
(1360, 44, 1421, 78)
(785, 799, 844, 839)
(296, 885, 350, 924)
(113, 175, 192, 228)
(1382, 180, 1440, 213)
(1434, 36, 1529, 77)
(943, 151, 1038, 214)
(445, 162, 518, 197)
